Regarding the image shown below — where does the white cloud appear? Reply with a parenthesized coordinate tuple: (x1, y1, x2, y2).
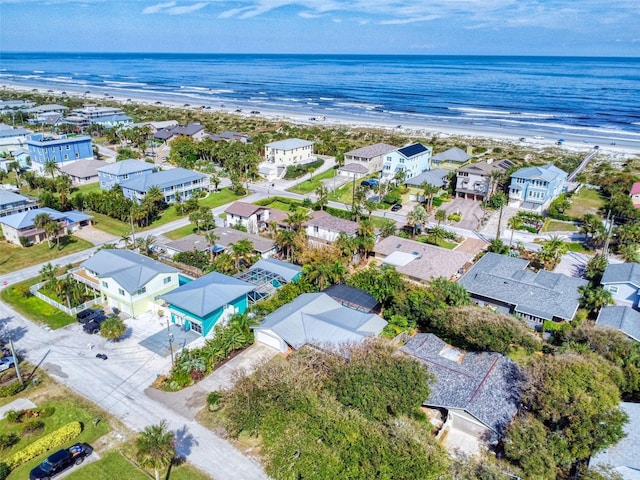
(142, 1, 207, 14)
(142, 1, 176, 14)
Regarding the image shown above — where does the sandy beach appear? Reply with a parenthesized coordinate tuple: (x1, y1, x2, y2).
(3, 79, 640, 162)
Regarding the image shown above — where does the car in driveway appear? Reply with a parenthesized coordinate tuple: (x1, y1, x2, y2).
(360, 179, 379, 188)
(76, 308, 104, 324)
(390, 204, 403, 212)
(83, 314, 107, 334)
(0, 355, 15, 372)
(30, 442, 92, 480)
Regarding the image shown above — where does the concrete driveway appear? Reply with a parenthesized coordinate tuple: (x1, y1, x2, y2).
(437, 198, 486, 231)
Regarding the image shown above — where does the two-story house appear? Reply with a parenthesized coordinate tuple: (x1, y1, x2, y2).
(0, 207, 92, 246)
(342, 143, 397, 174)
(456, 159, 513, 201)
(380, 143, 432, 182)
(224, 201, 270, 233)
(154, 123, 207, 144)
(264, 139, 314, 166)
(120, 167, 209, 203)
(77, 249, 180, 317)
(304, 211, 360, 245)
(26, 133, 94, 172)
(0, 190, 38, 218)
(0, 125, 33, 154)
(508, 164, 567, 212)
(97, 159, 157, 190)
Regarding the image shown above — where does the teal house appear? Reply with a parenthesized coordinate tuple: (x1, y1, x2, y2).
(160, 272, 254, 336)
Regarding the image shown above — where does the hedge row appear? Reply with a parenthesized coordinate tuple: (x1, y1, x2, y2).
(4, 421, 82, 469)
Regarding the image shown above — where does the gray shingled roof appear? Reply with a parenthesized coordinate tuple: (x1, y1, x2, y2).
(97, 159, 156, 176)
(597, 306, 640, 342)
(591, 402, 640, 477)
(457, 252, 588, 321)
(402, 333, 523, 434)
(432, 147, 471, 163)
(601, 262, 640, 288)
(224, 201, 264, 217)
(254, 293, 386, 350)
(344, 143, 397, 159)
(82, 249, 178, 294)
(265, 138, 314, 150)
(339, 163, 369, 174)
(160, 272, 254, 318)
(457, 160, 510, 176)
(60, 159, 106, 178)
(405, 169, 450, 188)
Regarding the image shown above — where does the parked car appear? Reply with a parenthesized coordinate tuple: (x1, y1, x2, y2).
(390, 204, 403, 212)
(83, 314, 107, 334)
(30, 442, 92, 480)
(360, 179, 379, 188)
(76, 308, 104, 324)
(0, 355, 15, 372)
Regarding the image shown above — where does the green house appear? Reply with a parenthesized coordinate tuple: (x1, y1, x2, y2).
(160, 272, 254, 336)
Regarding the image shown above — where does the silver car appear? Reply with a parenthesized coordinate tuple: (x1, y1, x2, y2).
(0, 355, 15, 372)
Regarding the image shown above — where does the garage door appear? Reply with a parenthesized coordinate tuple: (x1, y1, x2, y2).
(255, 330, 285, 352)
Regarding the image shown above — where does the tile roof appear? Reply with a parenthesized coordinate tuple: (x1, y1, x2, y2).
(305, 211, 359, 235)
(344, 143, 397, 159)
(405, 169, 450, 188)
(0, 207, 92, 229)
(402, 333, 523, 434)
(432, 147, 471, 163)
(457, 252, 588, 321)
(265, 138, 314, 150)
(224, 201, 265, 218)
(82, 249, 178, 294)
(397, 142, 429, 158)
(374, 235, 473, 282)
(597, 306, 640, 342)
(96, 159, 156, 176)
(601, 262, 640, 288)
(60, 159, 106, 178)
(254, 292, 386, 350)
(160, 271, 254, 318)
(120, 167, 206, 193)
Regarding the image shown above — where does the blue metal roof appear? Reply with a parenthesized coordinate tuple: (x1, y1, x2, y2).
(97, 159, 156, 176)
(120, 167, 206, 193)
(0, 207, 92, 230)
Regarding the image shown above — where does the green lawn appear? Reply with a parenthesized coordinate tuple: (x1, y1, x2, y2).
(3, 399, 111, 480)
(65, 450, 211, 480)
(89, 212, 132, 238)
(542, 219, 579, 233)
(287, 168, 336, 194)
(328, 181, 356, 205)
(0, 237, 94, 275)
(164, 224, 198, 240)
(0, 277, 76, 329)
(73, 183, 102, 196)
(566, 188, 606, 218)
(198, 188, 246, 209)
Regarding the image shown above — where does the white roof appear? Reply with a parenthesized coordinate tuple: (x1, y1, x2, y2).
(265, 138, 313, 150)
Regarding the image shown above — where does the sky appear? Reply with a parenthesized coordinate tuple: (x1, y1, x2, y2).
(1, 0, 639, 56)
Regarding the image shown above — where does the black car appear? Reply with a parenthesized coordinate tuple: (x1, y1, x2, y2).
(83, 314, 107, 334)
(390, 204, 403, 212)
(76, 308, 104, 324)
(30, 443, 91, 480)
(360, 179, 379, 188)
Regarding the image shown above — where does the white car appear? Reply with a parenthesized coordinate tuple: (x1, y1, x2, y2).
(0, 356, 15, 372)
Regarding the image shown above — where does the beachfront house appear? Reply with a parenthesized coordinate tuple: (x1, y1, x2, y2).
(224, 201, 271, 233)
(402, 333, 523, 451)
(26, 133, 94, 172)
(253, 292, 387, 353)
(160, 272, 254, 336)
(456, 159, 513, 201)
(97, 159, 157, 190)
(59, 159, 106, 185)
(77, 249, 179, 317)
(380, 142, 432, 182)
(457, 252, 588, 325)
(432, 147, 472, 169)
(0, 190, 38, 218)
(130, 120, 179, 134)
(342, 143, 397, 174)
(508, 163, 568, 212)
(630, 182, 640, 209)
(601, 262, 640, 308)
(208, 131, 251, 143)
(0, 207, 92, 246)
(0, 124, 33, 154)
(120, 167, 209, 204)
(154, 123, 207, 144)
(264, 138, 315, 166)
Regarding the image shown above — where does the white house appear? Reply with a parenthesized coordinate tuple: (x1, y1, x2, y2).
(224, 201, 270, 234)
(264, 139, 314, 166)
(381, 143, 432, 182)
(304, 211, 359, 245)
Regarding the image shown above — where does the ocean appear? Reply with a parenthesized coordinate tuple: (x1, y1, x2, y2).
(1, 52, 640, 144)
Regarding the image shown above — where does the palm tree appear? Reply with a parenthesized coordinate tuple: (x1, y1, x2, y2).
(379, 219, 397, 238)
(434, 209, 447, 227)
(275, 229, 297, 261)
(204, 230, 219, 262)
(579, 285, 613, 317)
(43, 159, 60, 179)
(407, 205, 427, 238)
(45, 220, 62, 248)
(34, 213, 54, 247)
(427, 226, 447, 246)
(422, 182, 439, 212)
(315, 184, 329, 211)
(210, 172, 221, 193)
(136, 235, 156, 255)
(508, 215, 523, 247)
(135, 420, 176, 480)
(39, 262, 58, 289)
(618, 243, 640, 263)
(285, 209, 308, 233)
(189, 209, 203, 234)
(540, 235, 568, 269)
(231, 238, 253, 270)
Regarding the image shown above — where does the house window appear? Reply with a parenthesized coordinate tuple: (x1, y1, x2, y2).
(63, 154, 68, 160)
(163, 276, 172, 284)
(190, 320, 203, 335)
(314, 226, 319, 233)
(75, 153, 80, 159)
(102, 281, 108, 288)
(136, 286, 147, 295)
(118, 288, 125, 296)
(608, 286, 619, 294)
(66, 145, 70, 150)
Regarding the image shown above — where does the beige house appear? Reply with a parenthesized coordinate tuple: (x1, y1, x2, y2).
(0, 207, 92, 246)
(264, 139, 314, 166)
(342, 143, 397, 174)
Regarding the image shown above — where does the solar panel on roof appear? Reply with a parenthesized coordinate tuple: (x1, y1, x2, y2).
(323, 284, 380, 312)
(398, 143, 428, 158)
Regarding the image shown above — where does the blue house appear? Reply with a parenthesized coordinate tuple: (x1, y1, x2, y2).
(97, 159, 157, 190)
(120, 167, 209, 204)
(381, 143, 432, 182)
(508, 164, 567, 212)
(26, 133, 93, 172)
(160, 272, 255, 336)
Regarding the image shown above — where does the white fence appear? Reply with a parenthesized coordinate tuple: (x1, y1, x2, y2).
(29, 277, 102, 316)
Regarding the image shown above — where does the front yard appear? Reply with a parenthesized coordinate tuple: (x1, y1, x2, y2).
(0, 237, 93, 275)
(287, 167, 336, 195)
(566, 187, 605, 218)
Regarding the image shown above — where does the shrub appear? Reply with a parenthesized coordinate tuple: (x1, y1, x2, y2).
(0, 433, 19, 450)
(4, 410, 22, 423)
(4, 421, 82, 469)
(22, 420, 45, 436)
(0, 462, 9, 480)
(0, 381, 26, 398)
(447, 213, 461, 223)
(433, 197, 443, 207)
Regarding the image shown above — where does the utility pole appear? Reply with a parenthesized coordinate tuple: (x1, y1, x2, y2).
(603, 210, 614, 258)
(8, 335, 23, 384)
(166, 317, 174, 367)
